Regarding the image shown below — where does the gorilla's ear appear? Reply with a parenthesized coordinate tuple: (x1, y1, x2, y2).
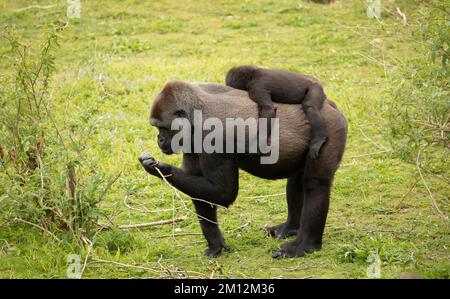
(174, 109, 186, 118)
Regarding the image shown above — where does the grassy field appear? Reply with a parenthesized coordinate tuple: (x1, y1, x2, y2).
(0, 0, 448, 278)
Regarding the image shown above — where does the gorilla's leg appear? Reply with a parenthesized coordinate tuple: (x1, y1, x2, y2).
(193, 201, 230, 257)
(178, 154, 234, 257)
(267, 172, 303, 239)
(273, 156, 333, 258)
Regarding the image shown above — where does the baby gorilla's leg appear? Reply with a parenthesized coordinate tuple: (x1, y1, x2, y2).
(303, 86, 328, 159)
(304, 105, 328, 159)
(309, 134, 327, 159)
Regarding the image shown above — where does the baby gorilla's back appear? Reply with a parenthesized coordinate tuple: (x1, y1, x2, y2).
(255, 68, 319, 104)
(225, 65, 329, 159)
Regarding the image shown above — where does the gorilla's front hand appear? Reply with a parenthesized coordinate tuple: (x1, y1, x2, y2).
(138, 153, 171, 178)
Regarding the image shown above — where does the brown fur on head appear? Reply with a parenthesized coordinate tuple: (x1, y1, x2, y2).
(150, 81, 202, 128)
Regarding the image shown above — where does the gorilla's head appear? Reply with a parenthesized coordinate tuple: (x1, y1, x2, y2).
(150, 81, 192, 155)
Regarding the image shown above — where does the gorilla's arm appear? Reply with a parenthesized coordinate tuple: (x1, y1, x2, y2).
(247, 81, 277, 120)
(139, 153, 239, 208)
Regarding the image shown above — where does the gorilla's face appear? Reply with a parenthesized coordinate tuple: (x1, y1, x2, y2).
(150, 90, 189, 155)
(156, 127, 176, 155)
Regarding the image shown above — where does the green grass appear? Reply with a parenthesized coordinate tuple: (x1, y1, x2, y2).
(0, 0, 448, 278)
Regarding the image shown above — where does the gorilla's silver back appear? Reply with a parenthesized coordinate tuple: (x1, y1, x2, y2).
(192, 83, 313, 159)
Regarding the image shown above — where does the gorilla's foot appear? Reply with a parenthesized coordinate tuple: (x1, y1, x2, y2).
(204, 241, 231, 258)
(272, 240, 322, 258)
(266, 222, 298, 239)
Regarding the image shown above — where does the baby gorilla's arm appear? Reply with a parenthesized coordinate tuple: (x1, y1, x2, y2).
(247, 83, 277, 137)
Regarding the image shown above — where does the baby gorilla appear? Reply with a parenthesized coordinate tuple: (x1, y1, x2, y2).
(225, 65, 328, 159)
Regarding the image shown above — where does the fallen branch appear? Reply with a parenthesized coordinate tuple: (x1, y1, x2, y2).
(270, 265, 310, 272)
(416, 148, 448, 220)
(14, 218, 61, 242)
(90, 258, 207, 278)
(116, 216, 186, 229)
(80, 236, 92, 279)
(14, 4, 56, 12)
(147, 221, 251, 239)
(358, 127, 388, 151)
(349, 150, 389, 159)
(91, 258, 161, 274)
(412, 119, 449, 132)
(364, 223, 418, 237)
(226, 221, 251, 233)
(395, 7, 408, 26)
(243, 192, 286, 199)
(123, 193, 174, 214)
(175, 241, 205, 248)
(395, 179, 418, 209)
(148, 232, 202, 239)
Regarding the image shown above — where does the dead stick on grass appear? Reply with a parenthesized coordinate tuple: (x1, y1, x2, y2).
(91, 258, 160, 274)
(416, 148, 448, 221)
(14, 218, 61, 242)
(117, 216, 187, 229)
(148, 221, 251, 239)
(270, 265, 310, 272)
(243, 192, 286, 199)
(80, 236, 92, 278)
(123, 193, 174, 214)
(14, 4, 56, 12)
(357, 127, 387, 150)
(148, 232, 202, 239)
(395, 7, 407, 26)
(90, 258, 207, 278)
(349, 150, 389, 159)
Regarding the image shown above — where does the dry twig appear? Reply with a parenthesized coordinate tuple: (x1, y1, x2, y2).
(90, 258, 207, 278)
(14, 218, 61, 242)
(349, 150, 389, 159)
(14, 4, 56, 12)
(116, 216, 187, 229)
(243, 192, 286, 199)
(123, 193, 174, 214)
(80, 236, 92, 278)
(416, 147, 448, 220)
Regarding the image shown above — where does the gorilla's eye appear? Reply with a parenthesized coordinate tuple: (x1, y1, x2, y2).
(174, 109, 186, 118)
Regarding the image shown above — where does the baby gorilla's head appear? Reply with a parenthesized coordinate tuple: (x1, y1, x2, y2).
(225, 65, 258, 91)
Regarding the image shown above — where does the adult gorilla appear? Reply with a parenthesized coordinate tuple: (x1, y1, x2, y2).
(139, 81, 347, 258)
